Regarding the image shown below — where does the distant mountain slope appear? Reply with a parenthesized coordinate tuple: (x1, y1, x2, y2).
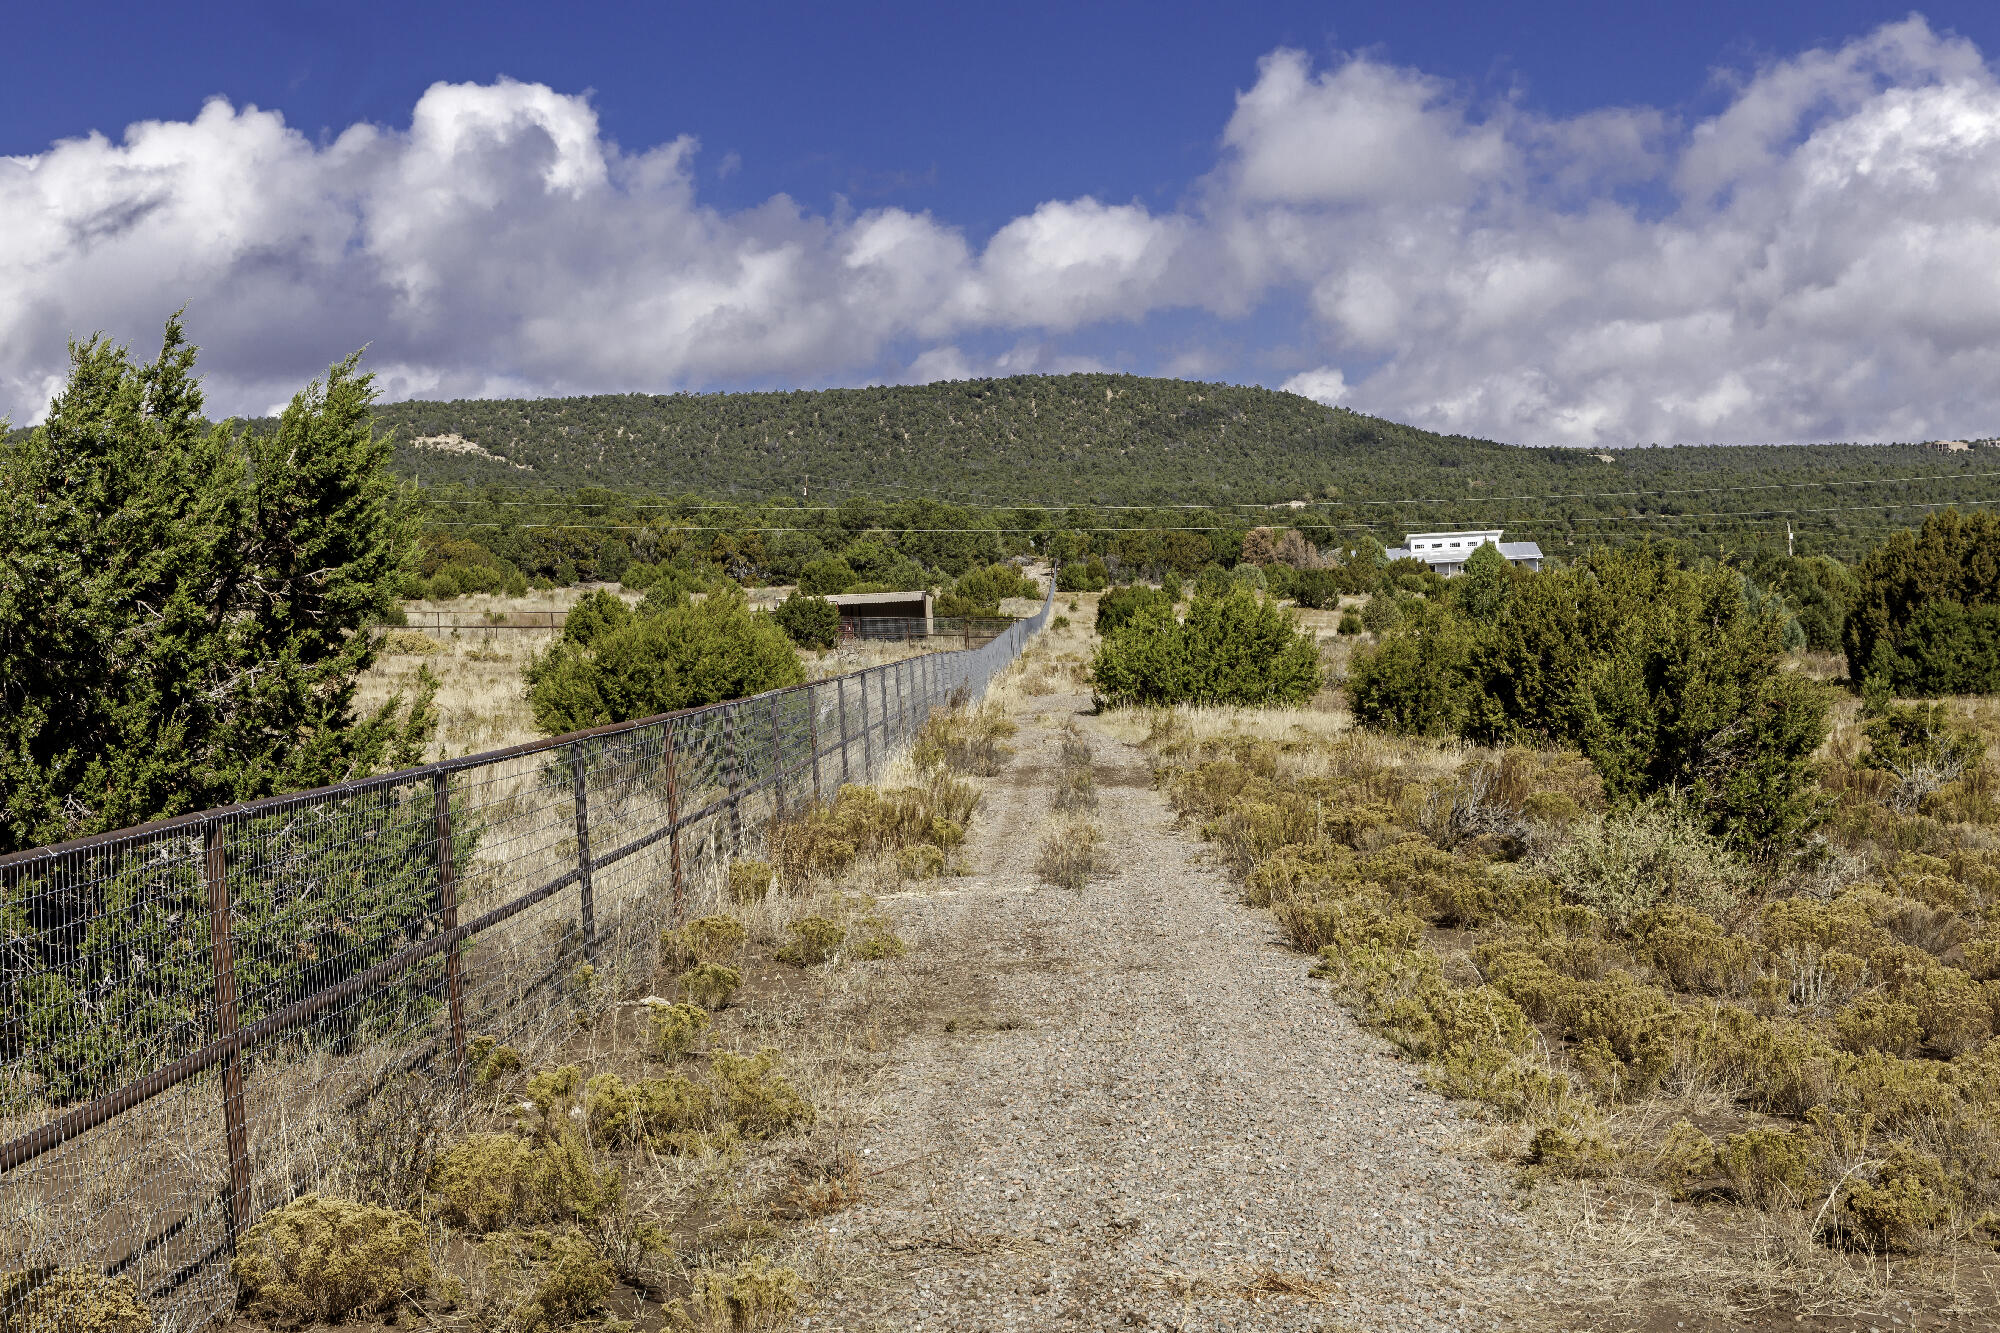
(240, 372, 1997, 543)
(368, 373, 1585, 504)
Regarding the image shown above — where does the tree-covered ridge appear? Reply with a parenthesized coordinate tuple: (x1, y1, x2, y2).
(347, 372, 2000, 523)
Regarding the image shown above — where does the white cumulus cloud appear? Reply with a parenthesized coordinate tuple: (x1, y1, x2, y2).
(9, 19, 2000, 448)
(1281, 367, 1349, 406)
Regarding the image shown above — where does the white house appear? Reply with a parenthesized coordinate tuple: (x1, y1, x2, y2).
(1382, 529, 1543, 577)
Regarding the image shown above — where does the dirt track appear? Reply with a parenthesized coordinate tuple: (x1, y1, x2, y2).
(804, 684, 1549, 1332)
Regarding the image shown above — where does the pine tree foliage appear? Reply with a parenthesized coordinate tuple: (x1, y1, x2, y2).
(0, 317, 431, 854)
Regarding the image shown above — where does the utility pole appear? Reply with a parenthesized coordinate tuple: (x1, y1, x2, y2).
(1787, 521, 1794, 558)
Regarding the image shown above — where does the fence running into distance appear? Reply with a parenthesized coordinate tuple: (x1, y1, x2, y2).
(0, 584, 1052, 1331)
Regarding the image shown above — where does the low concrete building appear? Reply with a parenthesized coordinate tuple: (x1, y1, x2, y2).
(1382, 529, 1543, 578)
(826, 589, 934, 635)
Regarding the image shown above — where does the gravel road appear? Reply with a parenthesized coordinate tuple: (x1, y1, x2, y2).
(804, 690, 1551, 1331)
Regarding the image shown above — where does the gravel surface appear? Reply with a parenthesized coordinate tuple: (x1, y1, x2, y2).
(804, 689, 1554, 1331)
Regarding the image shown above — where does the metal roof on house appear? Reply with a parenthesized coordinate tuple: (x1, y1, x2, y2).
(824, 590, 933, 609)
(1383, 538, 1543, 566)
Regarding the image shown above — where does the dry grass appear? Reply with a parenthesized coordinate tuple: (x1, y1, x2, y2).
(1034, 814, 1102, 891)
(1141, 695, 2000, 1326)
(356, 589, 948, 759)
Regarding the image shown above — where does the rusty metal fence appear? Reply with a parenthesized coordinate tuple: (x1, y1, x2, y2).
(0, 583, 1051, 1331)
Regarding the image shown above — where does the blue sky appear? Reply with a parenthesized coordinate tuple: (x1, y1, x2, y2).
(8, 2, 2000, 446)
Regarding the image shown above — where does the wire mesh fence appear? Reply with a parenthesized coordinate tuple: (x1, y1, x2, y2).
(0, 584, 1051, 1331)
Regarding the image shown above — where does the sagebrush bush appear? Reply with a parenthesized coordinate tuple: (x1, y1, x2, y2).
(727, 859, 774, 903)
(777, 916, 846, 966)
(429, 1130, 621, 1232)
(12, 1268, 152, 1333)
(677, 963, 741, 1009)
(230, 1195, 432, 1328)
(1537, 800, 1750, 931)
(1719, 1127, 1822, 1208)
(672, 1254, 804, 1333)
(709, 1049, 814, 1137)
(646, 1000, 712, 1058)
(513, 1230, 614, 1333)
(663, 915, 747, 969)
(1146, 703, 2000, 1260)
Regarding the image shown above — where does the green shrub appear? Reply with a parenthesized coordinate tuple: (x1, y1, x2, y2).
(772, 593, 840, 649)
(1846, 508, 2000, 695)
(1337, 611, 1362, 635)
(1056, 556, 1109, 592)
(1092, 588, 1320, 708)
(11, 1268, 152, 1333)
(1357, 592, 1402, 634)
(1095, 584, 1174, 636)
(1292, 568, 1342, 609)
(524, 585, 805, 732)
(561, 589, 633, 648)
(1351, 546, 1831, 856)
(797, 555, 857, 596)
(947, 563, 1039, 612)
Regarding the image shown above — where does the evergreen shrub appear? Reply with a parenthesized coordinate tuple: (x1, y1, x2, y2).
(1091, 589, 1321, 708)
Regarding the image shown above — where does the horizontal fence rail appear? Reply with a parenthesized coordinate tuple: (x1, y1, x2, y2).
(0, 583, 1051, 1331)
(390, 608, 1025, 641)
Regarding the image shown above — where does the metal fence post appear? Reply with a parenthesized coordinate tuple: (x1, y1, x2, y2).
(430, 773, 468, 1091)
(837, 674, 852, 785)
(806, 685, 824, 806)
(768, 692, 786, 820)
(896, 659, 909, 746)
(569, 745, 597, 966)
(661, 721, 687, 926)
(860, 668, 874, 780)
(202, 817, 251, 1249)
(724, 703, 744, 853)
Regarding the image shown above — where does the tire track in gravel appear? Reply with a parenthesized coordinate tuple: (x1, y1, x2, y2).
(806, 689, 1553, 1333)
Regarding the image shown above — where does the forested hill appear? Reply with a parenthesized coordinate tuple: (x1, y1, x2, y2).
(370, 373, 1514, 504)
(235, 371, 2000, 551)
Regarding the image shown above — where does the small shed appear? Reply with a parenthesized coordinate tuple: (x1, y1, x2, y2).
(826, 590, 934, 636)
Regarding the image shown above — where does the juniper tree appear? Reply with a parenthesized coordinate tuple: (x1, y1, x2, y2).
(0, 316, 433, 854)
